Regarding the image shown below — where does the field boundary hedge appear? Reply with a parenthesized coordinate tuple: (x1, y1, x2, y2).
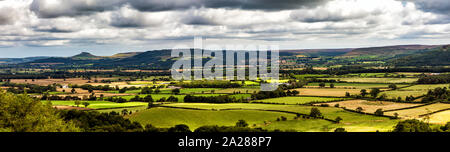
(338, 107, 398, 119)
(382, 101, 438, 112)
(418, 107, 450, 118)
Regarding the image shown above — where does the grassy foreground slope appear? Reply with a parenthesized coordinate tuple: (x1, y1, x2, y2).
(127, 107, 298, 129)
(129, 103, 398, 132)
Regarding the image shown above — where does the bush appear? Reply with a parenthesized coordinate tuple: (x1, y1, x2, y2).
(309, 108, 322, 118)
(334, 128, 346, 132)
(393, 119, 432, 132)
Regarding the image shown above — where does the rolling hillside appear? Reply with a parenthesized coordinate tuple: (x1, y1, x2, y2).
(10, 44, 450, 69)
(341, 45, 439, 57)
(389, 45, 450, 66)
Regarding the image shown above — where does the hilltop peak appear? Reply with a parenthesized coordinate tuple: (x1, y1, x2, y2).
(71, 52, 100, 60)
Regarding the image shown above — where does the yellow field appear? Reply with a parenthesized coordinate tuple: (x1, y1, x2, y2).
(385, 103, 450, 119)
(291, 88, 361, 97)
(320, 100, 422, 113)
(427, 110, 450, 124)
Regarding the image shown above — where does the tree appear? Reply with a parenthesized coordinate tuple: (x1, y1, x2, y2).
(393, 113, 399, 119)
(74, 101, 81, 107)
(378, 93, 387, 100)
(172, 88, 180, 95)
(370, 88, 381, 98)
(356, 107, 364, 113)
(360, 89, 368, 97)
(334, 128, 346, 132)
(388, 84, 397, 90)
(143, 95, 154, 102)
(154, 88, 161, 94)
(121, 109, 128, 115)
(82, 102, 90, 108)
(119, 87, 127, 93)
(319, 82, 326, 88)
(345, 92, 350, 97)
(335, 116, 342, 123)
(71, 88, 76, 94)
(141, 87, 153, 94)
(147, 101, 154, 109)
(330, 83, 335, 88)
(168, 124, 191, 132)
(235, 120, 249, 127)
(309, 108, 322, 117)
(374, 108, 384, 116)
(292, 90, 300, 96)
(0, 92, 79, 132)
(393, 119, 432, 132)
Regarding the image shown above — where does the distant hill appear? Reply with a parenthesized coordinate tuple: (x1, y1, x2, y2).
(389, 45, 450, 66)
(341, 45, 439, 57)
(280, 48, 353, 57)
(0, 57, 50, 64)
(14, 44, 450, 69)
(25, 50, 176, 69)
(107, 52, 142, 59)
(71, 52, 103, 60)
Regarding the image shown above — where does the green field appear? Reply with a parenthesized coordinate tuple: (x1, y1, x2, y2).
(143, 103, 399, 132)
(293, 74, 328, 79)
(180, 88, 222, 94)
(253, 96, 348, 105)
(47, 100, 148, 109)
(305, 83, 408, 89)
(381, 90, 426, 99)
(378, 83, 450, 99)
(128, 107, 295, 130)
(399, 84, 450, 91)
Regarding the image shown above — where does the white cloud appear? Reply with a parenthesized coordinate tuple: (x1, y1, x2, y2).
(0, 0, 448, 54)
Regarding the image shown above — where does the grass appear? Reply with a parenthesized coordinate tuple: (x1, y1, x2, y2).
(158, 103, 398, 132)
(385, 103, 450, 119)
(305, 83, 408, 89)
(128, 107, 295, 130)
(253, 96, 348, 105)
(399, 84, 450, 91)
(47, 100, 148, 109)
(215, 88, 260, 94)
(180, 88, 222, 94)
(381, 90, 426, 99)
(293, 74, 328, 79)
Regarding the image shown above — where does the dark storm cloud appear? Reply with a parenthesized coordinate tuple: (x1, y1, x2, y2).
(128, 0, 328, 12)
(407, 0, 450, 15)
(181, 15, 218, 25)
(30, 0, 329, 18)
(30, 0, 123, 18)
(33, 27, 76, 33)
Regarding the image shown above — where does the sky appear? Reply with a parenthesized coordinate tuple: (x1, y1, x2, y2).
(0, 0, 449, 58)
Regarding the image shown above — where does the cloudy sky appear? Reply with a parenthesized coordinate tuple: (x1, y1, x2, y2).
(0, 0, 449, 57)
